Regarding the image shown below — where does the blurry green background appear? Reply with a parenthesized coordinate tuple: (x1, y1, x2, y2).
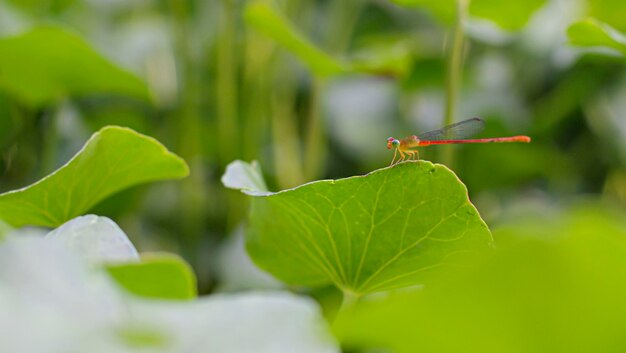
(1, 0, 626, 296)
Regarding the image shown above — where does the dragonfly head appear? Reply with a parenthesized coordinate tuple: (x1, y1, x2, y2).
(387, 137, 400, 149)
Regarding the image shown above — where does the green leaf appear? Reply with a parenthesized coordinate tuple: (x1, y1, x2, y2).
(567, 19, 626, 57)
(334, 205, 626, 353)
(0, 26, 150, 106)
(391, 0, 546, 31)
(0, 126, 189, 228)
(225, 160, 492, 294)
(106, 253, 197, 300)
(244, 2, 347, 76)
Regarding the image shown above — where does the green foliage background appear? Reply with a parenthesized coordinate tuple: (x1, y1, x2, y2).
(1, 0, 626, 351)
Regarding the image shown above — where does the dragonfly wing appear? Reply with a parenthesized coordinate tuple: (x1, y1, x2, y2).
(417, 117, 485, 141)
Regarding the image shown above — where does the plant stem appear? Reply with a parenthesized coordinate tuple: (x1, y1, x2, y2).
(303, 77, 324, 180)
(170, 0, 206, 265)
(337, 290, 360, 318)
(216, 0, 239, 165)
(241, 32, 271, 162)
(442, 0, 468, 166)
(302, 0, 364, 181)
(339, 291, 359, 312)
(41, 107, 58, 175)
(325, 0, 364, 54)
(271, 79, 304, 188)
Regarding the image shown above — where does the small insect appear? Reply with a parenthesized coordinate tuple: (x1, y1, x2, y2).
(387, 117, 531, 165)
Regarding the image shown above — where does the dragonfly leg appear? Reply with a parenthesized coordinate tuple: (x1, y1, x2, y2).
(390, 148, 398, 166)
(396, 150, 406, 165)
(405, 150, 418, 161)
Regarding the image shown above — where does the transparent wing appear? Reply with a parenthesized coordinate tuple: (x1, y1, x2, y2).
(417, 117, 485, 141)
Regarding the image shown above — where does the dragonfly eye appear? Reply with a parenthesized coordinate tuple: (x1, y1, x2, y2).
(392, 139, 400, 147)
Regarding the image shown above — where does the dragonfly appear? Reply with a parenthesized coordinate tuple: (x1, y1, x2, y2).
(386, 117, 531, 165)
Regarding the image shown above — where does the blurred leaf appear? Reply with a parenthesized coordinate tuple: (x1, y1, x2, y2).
(128, 292, 340, 353)
(45, 215, 139, 263)
(401, 57, 446, 90)
(587, 0, 626, 32)
(457, 134, 563, 194)
(0, 236, 339, 353)
(116, 327, 167, 349)
(0, 93, 21, 150)
(0, 126, 189, 228)
(390, 0, 456, 24)
(334, 205, 626, 353)
(87, 185, 150, 220)
(215, 226, 283, 292)
(244, 2, 347, 76)
(468, 0, 546, 31)
(568, 19, 626, 57)
(78, 97, 153, 135)
(6, 0, 75, 15)
(221, 159, 270, 196)
(225, 160, 492, 294)
(390, 0, 546, 31)
(0, 219, 11, 240)
(0, 26, 150, 106)
(532, 58, 619, 134)
(350, 39, 413, 78)
(0, 237, 132, 353)
(245, 2, 411, 77)
(106, 253, 197, 300)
